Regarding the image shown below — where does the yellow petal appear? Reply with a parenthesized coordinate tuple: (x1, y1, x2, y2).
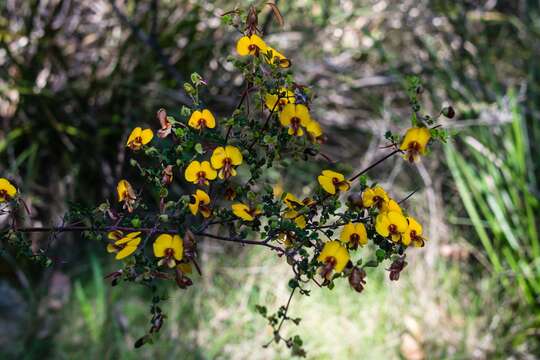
(126, 127, 142, 145)
(306, 120, 322, 138)
(184, 161, 201, 183)
(249, 34, 267, 54)
(210, 147, 226, 169)
(196, 189, 210, 205)
(0, 178, 17, 198)
(171, 235, 183, 261)
(116, 245, 138, 260)
(140, 129, 154, 144)
(188, 110, 203, 129)
(201, 161, 217, 180)
(318, 175, 336, 195)
(236, 36, 252, 56)
(295, 104, 311, 126)
(202, 109, 216, 128)
(407, 216, 422, 235)
(381, 199, 402, 214)
(189, 195, 200, 215)
(265, 93, 279, 109)
(225, 146, 243, 165)
(340, 223, 355, 243)
(355, 223, 368, 246)
(232, 203, 254, 221)
(321, 170, 344, 182)
(375, 214, 390, 237)
(153, 234, 172, 258)
(279, 103, 295, 127)
(388, 211, 408, 232)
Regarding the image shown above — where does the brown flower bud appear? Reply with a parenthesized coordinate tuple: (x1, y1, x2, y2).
(157, 108, 172, 138)
(161, 165, 174, 186)
(347, 193, 363, 208)
(387, 255, 407, 281)
(175, 268, 193, 289)
(224, 187, 237, 201)
(348, 267, 367, 293)
(442, 106, 455, 119)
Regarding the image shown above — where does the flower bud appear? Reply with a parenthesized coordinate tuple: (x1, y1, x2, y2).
(387, 255, 407, 281)
(347, 193, 363, 208)
(442, 106, 455, 119)
(161, 165, 174, 186)
(348, 267, 367, 293)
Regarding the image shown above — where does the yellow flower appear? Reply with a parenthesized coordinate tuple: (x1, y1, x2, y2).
(380, 199, 402, 214)
(117, 179, 136, 213)
(188, 109, 216, 130)
(400, 127, 431, 162)
(210, 146, 243, 179)
(282, 193, 312, 229)
(189, 189, 212, 218)
(184, 160, 217, 186)
(279, 104, 311, 136)
(265, 47, 291, 68)
(340, 222, 368, 249)
(153, 233, 183, 268)
(283, 209, 307, 229)
(375, 211, 408, 242)
(107, 231, 141, 260)
(402, 216, 426, 247)
(265, 88, 295, 111)
(126, 127, 153, 150)
(317, 241, 350, 279)
(236, 34, 267, 56)
(305, 119, 324, 143)
(0, 178, 17, 202)
(231, 203, 261, 221)
(362, 186, 389, 209)
(317, 170, 350, 195)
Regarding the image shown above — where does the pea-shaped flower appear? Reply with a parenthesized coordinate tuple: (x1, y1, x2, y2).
(153, 234, 183, 268)
(317, 170, 350, 195)
(400, 127, 431, 162)
(107, 231, 141, 260)
(188, 109, 216, 130)
(265, 88, 295, 111)
(189, 189, 212, 218)
(184, 160, 217, 186)
(236, 34, 267, 56)
(317, 241, 350, 280)
(210, 146, 243, 180)
(279, 104, 311, 136)
(0, 178, 17, 202)
(117, 179, 136, 213)
(375, 211, 408, 242)
(380, 199, 402, 214)
(402, 217, 426, 247)
(231, 203, 261, 221)
(340, 222, 368, 250)
(265, 47, 291, 68)
(362, 186, 389, 209)
(126, 127, 153, 150)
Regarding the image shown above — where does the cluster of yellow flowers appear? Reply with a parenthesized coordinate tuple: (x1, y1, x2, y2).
(316, 184, 426, 280)
(237, 36, 323, 142)
(111, 31, 433, 284)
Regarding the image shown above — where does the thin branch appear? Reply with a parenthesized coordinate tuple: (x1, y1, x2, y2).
(348, 149, 400, 182)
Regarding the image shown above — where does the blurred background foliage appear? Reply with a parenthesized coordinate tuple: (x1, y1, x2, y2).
(1, 0, 539, 359)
